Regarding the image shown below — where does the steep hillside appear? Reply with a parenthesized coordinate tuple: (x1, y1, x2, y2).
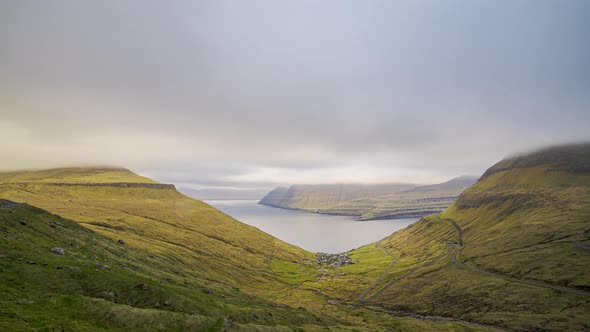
(0, 204, 325, 331)
(0, 168, 488, 331)
(259, 177, 476, 220)
(314, 144, 590, 331)
(259, 183, 415, 211)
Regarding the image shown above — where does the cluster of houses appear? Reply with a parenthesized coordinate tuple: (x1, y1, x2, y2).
(316, 252, 354, 268)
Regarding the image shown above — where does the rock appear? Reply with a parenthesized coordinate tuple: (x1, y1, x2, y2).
(163, 300, 172, 306)
(327, 299, 338, 305)
(96, 263, 110, 270)
(117, 239, 125, 245)
(19, 221, 27, 226)
(69, 266, 81, 273)
(51, 247, 65, 255)
(154, 303, 160, 308)
(26, 260, 36, 265)
(203, 288, 213, 294)
(103, 291, 116, 301)
(136, 283, 149, 290)
(224, 318, 234, 328)
(56, 266, 64, 269)
(251, 312, 259, 319)
(0, 253, 6, 258)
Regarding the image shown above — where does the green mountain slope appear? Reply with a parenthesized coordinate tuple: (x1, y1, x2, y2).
(0, 204, 325, 331)
(259, 177, 476, 220)
(315, 144, 590, 331)
(0, 168, 489, 331)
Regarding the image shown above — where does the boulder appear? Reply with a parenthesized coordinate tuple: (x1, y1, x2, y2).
(69, 266, 81, 273)
(51, 247, 65, 255)
(136, 283, 149, 290)
(117, 239, 125, 245)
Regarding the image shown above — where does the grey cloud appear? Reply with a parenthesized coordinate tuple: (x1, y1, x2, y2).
(1, 1, 589, 192)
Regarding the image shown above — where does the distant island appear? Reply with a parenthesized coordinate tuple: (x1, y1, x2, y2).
(259, 176, 477, 220)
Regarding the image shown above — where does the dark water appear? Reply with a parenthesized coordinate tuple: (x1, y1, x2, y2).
(205, 200, 417, 253)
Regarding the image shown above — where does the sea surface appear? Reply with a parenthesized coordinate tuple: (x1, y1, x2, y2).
(205, 200, 417, 253)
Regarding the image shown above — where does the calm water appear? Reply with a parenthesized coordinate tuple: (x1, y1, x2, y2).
(205, 200, 417, 253)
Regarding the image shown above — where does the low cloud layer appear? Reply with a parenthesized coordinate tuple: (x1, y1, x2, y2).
(1, 1, 589, 197)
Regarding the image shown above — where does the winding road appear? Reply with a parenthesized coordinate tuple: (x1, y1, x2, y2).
(357, 242, 399, 302)
(445, 219, 590, 297)
(358, 217, 590, 303)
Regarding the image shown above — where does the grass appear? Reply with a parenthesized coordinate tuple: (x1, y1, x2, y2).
(0, 168, 489, 331)
(3, 142, 588, 331)
(318, 145, 590, 331)
(0, 205, 325, 331)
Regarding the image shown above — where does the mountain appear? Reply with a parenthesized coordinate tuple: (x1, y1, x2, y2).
(259, 177, 477, 220)
(313, 143, 590, 331)
(0, 167, 482, 331)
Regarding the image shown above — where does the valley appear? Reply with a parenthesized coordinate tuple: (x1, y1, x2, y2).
(0, 144, 589, 331)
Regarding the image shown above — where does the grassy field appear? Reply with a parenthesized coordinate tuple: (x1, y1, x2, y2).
(0, 168, 490, 331)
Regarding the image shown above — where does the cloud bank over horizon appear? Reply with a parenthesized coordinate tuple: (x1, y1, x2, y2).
(1, 1, 589, 197)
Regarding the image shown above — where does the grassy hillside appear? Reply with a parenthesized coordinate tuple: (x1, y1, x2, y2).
(0, 204, 326, 331)
(313, 144, 590, 331)
(0, 167, 157, 184)
(259, 177, 476, 220)
(0, 168, 488, 331)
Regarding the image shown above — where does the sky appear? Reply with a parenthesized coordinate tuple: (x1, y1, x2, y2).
(1, 1, 589, 198)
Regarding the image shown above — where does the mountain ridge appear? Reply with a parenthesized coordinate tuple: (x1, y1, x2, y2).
(259, 176, 477, 220)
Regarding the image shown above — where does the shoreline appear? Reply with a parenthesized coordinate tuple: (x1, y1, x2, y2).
(257, 201, 439, 221)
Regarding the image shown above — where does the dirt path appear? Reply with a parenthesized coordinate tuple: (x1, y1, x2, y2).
(357, 242, 399, 302)
(365, 246, 451, 302)
(445, 219, 590, 297)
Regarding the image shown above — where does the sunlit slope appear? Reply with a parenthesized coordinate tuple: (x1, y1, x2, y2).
(319, 144, 590, 331)
(444, 143, 590, 287)
(0, 169, 493, 331)
(0, 168, 311, 292)
(0, 167, 157, 183)
(0, 205, 328, 331)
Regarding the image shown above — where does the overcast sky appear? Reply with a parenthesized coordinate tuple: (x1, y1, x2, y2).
(1, 1, 589, 198)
